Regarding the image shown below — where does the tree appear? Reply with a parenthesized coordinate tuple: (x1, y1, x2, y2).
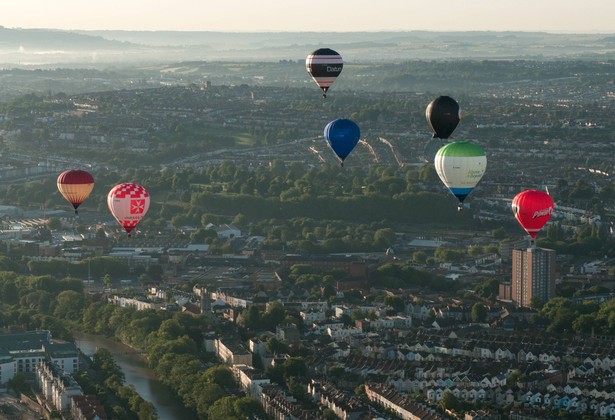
(373, 228, 395, 249)
(203, 365, 236, 390)
(468, 244, 483, 256)
(232, 213, 247, 228)
(103, 274, 112, 290)
(471, 303, 487, 323)
(7, 373, 29, 395)
(492, 227, 508, 239)
(190, 228, 217, 244)
(412, 250, 428, 264)
(53, 290, 87, 320)
(530, 295, 545, 310)
(572, 313, 596, 334)
(46, 217, 62, 231)
(439, 391, 461, 412)
(384, 295, 405, 313)
(323, 408, 338, 419)
(233, 397, 266, 419)
(194, 382, 226, 416)
(281, 357, 307, 380)
(507, 369, 521, 387)
(355, 384, 366, 397)
(474, 278, 499, 299)
(434, 247, 465, 263)
(207, 396, 264, 420)
(261, 301, 286, 331)
(238, 305, 261, 330)
(266, 337, 289, 355)
(350, 309, 365, 322)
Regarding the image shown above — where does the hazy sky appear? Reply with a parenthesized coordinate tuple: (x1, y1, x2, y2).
(3, 0, 614, 33)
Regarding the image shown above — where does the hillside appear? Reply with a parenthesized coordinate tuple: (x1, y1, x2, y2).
(1, 27, 615, 66)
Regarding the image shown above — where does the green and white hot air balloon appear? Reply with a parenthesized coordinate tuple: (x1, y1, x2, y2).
(434, 141, 486, 211)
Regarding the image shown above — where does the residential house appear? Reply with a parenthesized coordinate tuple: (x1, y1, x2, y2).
(215, 338, 252, 367)
(71, 395, 107, 420)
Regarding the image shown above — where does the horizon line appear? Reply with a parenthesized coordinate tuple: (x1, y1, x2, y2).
(2, 26, 615, 36)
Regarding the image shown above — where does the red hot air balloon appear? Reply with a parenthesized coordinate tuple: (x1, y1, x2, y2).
(107, 183, 150, 236)
(57, 169, 94, 214)
(511, 190, 554, 240)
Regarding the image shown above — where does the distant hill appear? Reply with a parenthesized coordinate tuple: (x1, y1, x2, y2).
(0, 26, 137, 50)
(0, 27, 614, 67)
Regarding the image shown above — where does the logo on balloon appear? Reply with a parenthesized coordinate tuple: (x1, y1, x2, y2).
(327, 66, 342, 72)
(532, 206, 554, 219)
(466, 169, 485, 179)
(130, 199, 146, 214)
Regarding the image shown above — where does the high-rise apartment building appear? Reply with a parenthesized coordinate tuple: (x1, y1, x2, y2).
(511, 247, 556, 308)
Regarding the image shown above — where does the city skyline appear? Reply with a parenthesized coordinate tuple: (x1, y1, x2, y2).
(3, 0, 615, 33)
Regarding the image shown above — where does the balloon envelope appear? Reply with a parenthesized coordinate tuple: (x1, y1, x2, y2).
(324, 119, 361, 165)
(422, 137, 445, 163)
(512, 190, 554, 239)
(306, 48, 343, 98)
(57, 169, 94, 214)
(434, 141, 486, 205)
(107, 183, 150, 235)
(426, 96, 462, 139)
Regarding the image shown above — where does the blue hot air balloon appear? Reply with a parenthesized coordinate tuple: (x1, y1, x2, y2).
(323, 119, 360, 166)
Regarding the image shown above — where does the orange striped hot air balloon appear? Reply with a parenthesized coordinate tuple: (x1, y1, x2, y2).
(57, 169, 94, 214)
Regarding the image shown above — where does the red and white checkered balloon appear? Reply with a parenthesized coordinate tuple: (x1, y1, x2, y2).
(107, 183, 150, 236)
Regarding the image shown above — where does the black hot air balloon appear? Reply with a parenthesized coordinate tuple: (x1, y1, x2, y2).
(306, 48, 343, 98)
(425, 96, 462, 139)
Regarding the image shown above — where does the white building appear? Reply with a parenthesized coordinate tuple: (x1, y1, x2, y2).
(36, 360, 83, 411)
(0, 331, 49, 380)
(213, 223, 241, 239)
(0, 350, 16, 388)
(327, 326, 362, 341)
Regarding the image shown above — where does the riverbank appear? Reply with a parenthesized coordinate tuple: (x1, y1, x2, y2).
(74, 332, 198, 419)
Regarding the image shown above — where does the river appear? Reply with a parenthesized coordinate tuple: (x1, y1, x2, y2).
(73, 332, 198, 420)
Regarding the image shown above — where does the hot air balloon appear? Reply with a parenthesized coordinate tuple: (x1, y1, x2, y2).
(57, 169, 94, 214)
(512, 190, 554, 241)
(107, 183, 150, 236)
(306, 48, 343, 98)
(324, 119, 360, 166)
(426, 96, 463, 139)
(422, 137, 445, 164)
(434, 141, 486, 211)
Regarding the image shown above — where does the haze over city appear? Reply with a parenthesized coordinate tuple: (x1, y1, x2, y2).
(3, 0, 615, 33)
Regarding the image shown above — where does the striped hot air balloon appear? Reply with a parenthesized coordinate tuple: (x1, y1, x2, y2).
(305, 48, 343, 98)
(107, 183, 150, 236)
(434, 141, 487, 211)
(57, 169, 94, 214)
